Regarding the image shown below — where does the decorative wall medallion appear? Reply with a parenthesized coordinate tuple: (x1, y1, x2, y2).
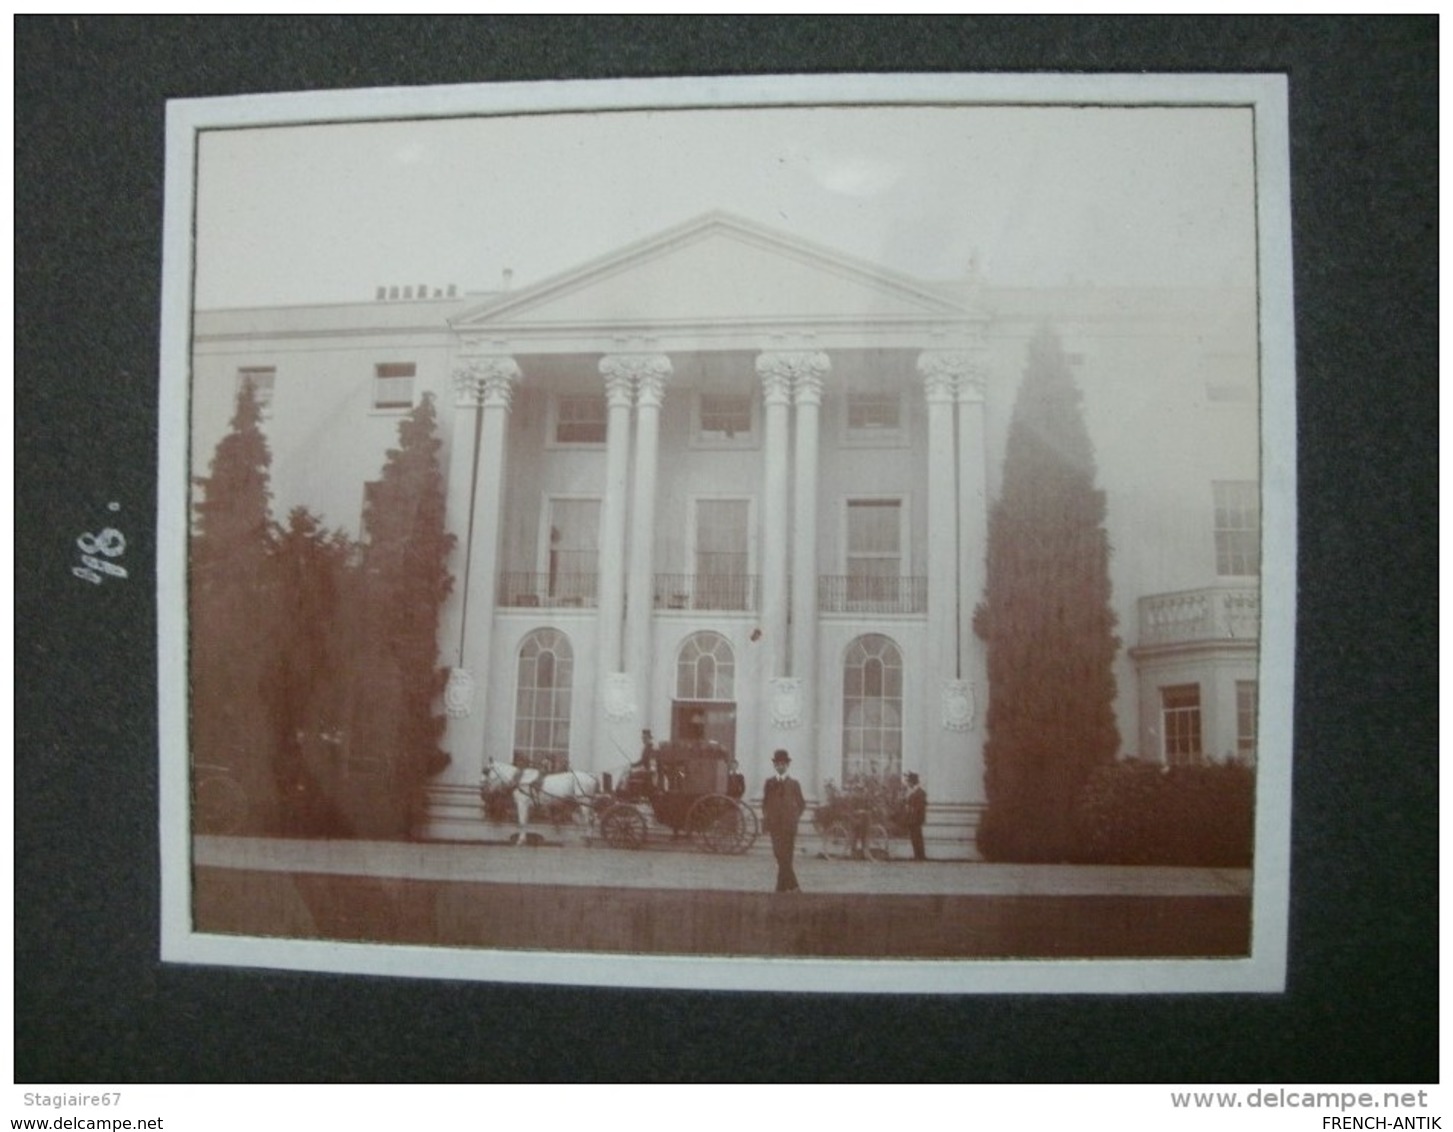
(444, 666, 475, 719)
(941, 679, 976, 731)
(769, 677, 802, 729)
(603, 672, 637, 721)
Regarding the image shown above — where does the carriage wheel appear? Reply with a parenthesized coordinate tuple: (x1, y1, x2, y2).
(689, 795, 757, 855)
(820, 822, 853, 861)
(865, 823, 892, 862)
(600, 804, 648, 850)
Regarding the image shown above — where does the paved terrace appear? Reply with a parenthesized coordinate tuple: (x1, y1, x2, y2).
(191, 836, 1253, 959)
(194, 835, 1251, 898)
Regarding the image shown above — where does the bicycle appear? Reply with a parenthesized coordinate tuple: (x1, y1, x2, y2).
(819, 807, 892, 862)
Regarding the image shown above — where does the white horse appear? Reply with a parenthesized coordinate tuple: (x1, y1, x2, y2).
(480, 759, 611, 844)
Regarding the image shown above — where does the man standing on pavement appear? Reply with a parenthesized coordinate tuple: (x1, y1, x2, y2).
(904, 772, 928, 861)
(762, 749, 806, 892)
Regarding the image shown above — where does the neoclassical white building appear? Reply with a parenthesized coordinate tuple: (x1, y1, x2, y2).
(190, 213, 1261, 850)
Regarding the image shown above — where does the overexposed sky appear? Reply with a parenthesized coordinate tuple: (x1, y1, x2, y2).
(194, 103, 1257, 309)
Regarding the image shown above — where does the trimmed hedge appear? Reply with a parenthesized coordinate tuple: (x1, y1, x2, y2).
(1072, 760, 1255, 867)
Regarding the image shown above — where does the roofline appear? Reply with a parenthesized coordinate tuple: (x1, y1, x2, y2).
(449, 210, 977, 329)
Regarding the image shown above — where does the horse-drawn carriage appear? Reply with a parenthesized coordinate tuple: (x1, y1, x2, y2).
(596, 737, 758, 854)
(479, 734, 758, 854)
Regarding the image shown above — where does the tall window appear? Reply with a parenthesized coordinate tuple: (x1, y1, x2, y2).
(847, 392, 900, 434)
(697, 393, 753, 442)
(695, 499, 749, 609)
(1213, 481, 1260, 576)
(546, 497, 600, 602)
(1236, 679, 1258, 763)
(1161, 684, 1203, 765)
(846, 499, 902, 602)
(236, 366, 276, 415)
(555, 394, 607, 443)
(514, 629, 574, 772)
(677, 632, 735, 701)
(842, 634, 904, 779)
(373, 362, 416, 411)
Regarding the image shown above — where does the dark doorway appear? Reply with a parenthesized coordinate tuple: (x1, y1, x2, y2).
(671, 700, 736, 756)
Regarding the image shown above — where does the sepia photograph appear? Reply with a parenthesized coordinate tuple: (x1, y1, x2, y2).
(158, 72, 1295, 993)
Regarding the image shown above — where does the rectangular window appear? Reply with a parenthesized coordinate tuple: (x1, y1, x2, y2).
(236, 366, 275, 414)
(1213, 480, 1260, 576)
(373, 362, 416, 411)
(1236, 680, 1258, 762)
(698, 393, 753, 441)
(547, 497, 601, 603)
(846, 392, 901, 436)
(1161, 684, 1203, 765)
(846, 499, 902, 603)
(556, 394, 607, 444)
(695, 499, 750, 609)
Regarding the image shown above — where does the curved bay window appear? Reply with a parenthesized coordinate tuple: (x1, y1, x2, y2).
(514, 629, 574, 772)
(842, 634, 903, 779)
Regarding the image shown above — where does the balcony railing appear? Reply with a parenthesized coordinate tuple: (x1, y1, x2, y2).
(498, 572, 599, 608)
(1138, 585, 1260, 647)
(497, 572, 932, 616)
(818, 575, 927, 614)
(653, 573, 759, 612)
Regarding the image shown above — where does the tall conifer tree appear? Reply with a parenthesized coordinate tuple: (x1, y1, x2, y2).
(265, 507, 360, 836)
(975, 327, 1121, 861)
(361, 392, 455, 834)
(190, 377, 277, 830)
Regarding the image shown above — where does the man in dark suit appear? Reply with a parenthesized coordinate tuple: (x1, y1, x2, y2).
(904, 772, 928, 861)
(762, 748, 806, 892)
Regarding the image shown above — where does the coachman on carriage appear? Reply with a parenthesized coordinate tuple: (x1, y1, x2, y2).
(598, 732, 758, 854)
(480, 730, 758, 854)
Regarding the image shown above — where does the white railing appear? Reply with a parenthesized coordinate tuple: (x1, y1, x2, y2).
(1138, 586, 1260, 646)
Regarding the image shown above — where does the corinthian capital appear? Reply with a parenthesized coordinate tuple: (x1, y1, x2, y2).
(756, 350, 830, 404)
(917, 350, 969, 404)
(453, 355, 521, 409)
(599, 353, 673, 409)
(956, 361, 987, 404)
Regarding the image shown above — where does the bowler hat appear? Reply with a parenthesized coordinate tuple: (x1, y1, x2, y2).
(771, 749, 791, 764)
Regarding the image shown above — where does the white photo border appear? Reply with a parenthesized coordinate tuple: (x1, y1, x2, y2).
(158, 71, 1295, 994)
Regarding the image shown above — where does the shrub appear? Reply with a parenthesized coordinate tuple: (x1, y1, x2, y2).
(1072, 759, 1255, 867)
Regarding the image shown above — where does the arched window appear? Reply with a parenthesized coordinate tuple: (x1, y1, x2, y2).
(514, 628, 574, 772)
(676, 631, 735, 701)
(843, 634, 903, 780)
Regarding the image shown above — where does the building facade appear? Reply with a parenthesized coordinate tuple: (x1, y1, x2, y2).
(190, 213, 1261, 849)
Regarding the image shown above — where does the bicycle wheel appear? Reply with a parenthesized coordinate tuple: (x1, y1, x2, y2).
(820, 822, 852, 860)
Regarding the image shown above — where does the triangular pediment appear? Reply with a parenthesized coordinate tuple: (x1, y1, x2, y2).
(453, 213, 969, 340)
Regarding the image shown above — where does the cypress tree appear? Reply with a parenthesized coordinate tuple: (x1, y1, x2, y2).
(265, 507, 359, 836)
(190, 376, 277, 831)
(360, 392, 456, 835)
(975, 327, 1121, 861)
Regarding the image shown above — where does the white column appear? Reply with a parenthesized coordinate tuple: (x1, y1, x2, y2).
(956, 354, 989, 683)
(790, 354, 828, 789)
(442, 354, 520, 784)
(594, 357, 637, 764)
(956, 353, 990, 806)
(755, 354, 794, 778)
(755, 357, 793, 681)
(622, 354, 672, 728)
(918, 351, 962, 689)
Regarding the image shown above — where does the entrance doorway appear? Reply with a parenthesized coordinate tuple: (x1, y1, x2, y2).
(671, 700, 737, 756)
